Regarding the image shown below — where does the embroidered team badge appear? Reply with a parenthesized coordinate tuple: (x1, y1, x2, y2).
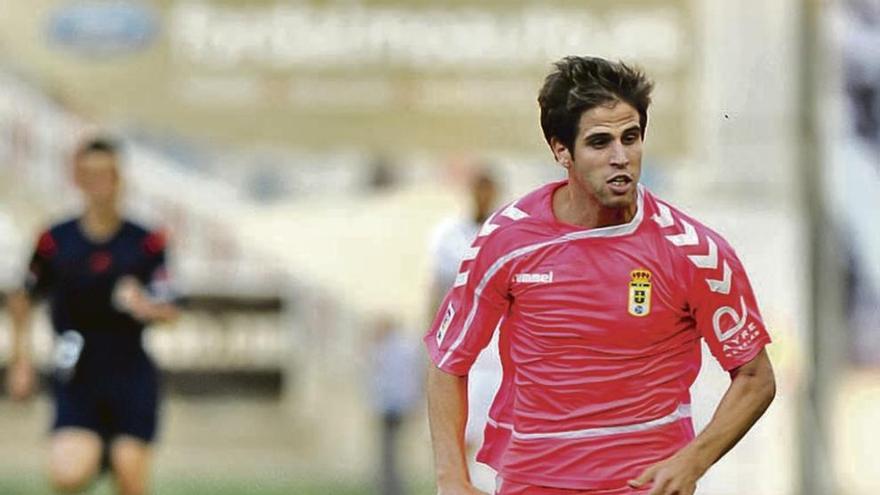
(628, 269, 653, 317)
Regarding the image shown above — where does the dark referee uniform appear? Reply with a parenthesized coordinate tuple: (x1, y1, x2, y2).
(25, 218, 173, 443)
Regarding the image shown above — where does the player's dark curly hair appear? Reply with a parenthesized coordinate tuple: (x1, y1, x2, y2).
(538, 56, 654, 153)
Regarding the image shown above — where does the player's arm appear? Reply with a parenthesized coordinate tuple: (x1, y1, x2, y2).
(427, 366, 484, 494)
(6, 289, 37, 400)
(424, 229, 511, 495)
(6, 230, 56, 400)
(115, 275, 179, 324)
(120, 231, 180, 324)
(629, 350, 775, 495)
(631, 237, 775, 495)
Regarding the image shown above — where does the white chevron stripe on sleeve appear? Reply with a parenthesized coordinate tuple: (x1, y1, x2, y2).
(454, 271, 470, 288)
(665, 220, 698, 247)
(687, 237, 719, 269)
(462, 246, 480, 261)
(478, 222, 499, 237)
(501, 205, 529, 221)
(706, 261, 732, 294)
(652, 203, 674, 228)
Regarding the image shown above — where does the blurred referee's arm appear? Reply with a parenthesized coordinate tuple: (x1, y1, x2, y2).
(5, 230, 54, 401)
(116, 230, 180, 325)
(113, 275, 180, 324)
(5, 283, 179, 402)
(7, 289, 37, 401)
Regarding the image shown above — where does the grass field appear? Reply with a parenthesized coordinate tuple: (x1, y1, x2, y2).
(0, 475, 433, 495)
(0, 395, 434, 495)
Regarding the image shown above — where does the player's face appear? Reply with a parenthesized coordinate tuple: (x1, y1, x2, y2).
(558, 100, 643, 211)
(75, 151, 120, 208)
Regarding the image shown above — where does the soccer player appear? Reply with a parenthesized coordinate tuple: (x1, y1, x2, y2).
(425, 56, 776, 495)
(428, 169, 503, 491)
(5, 137, 179, 495)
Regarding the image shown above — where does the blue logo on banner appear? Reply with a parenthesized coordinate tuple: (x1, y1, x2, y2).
(47, 1, 159, 57)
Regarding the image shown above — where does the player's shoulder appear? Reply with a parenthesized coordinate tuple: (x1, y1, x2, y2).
(119, 218, 150, 237)
(476, 181, 561, 252)
(38, 217, 80, 245)
(644, 189, 738, 256)
(32, 218, 76, 256)
(44, 217, 78, 235)
(122, 218, 168, 255)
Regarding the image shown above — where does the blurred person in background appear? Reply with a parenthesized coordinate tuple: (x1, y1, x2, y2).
(841, 0, 880, 365)
(843, 0, 880, 151)
(427, 168, 503, 492)
(5, 137, 179, 495)
(369, 314, 423, 495)
(424, 56, 776, 495)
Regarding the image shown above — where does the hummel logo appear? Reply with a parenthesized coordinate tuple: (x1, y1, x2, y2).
(514, 272, 554, 283)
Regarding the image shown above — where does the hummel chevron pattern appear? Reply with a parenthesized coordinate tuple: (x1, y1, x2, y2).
(479, 202, 529, 238)
(664, 220, 698, 247)
(651, 203, 675, 228)
(687, 237, 718, 268)
(502, 205, 529, 221)
(706, 261, 732, 295)
(652, 203, 732, 295)
(462, 246, 480, 261)
(478, 221, 499, 237)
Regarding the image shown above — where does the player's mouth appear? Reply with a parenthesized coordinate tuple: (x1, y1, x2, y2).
(606, 173, 634, 194)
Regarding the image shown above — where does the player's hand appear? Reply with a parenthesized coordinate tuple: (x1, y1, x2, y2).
(6, 358, 36, 401)
(437, 480, 491, 495)
(627, 448, 707, 495)
(113, 276, 152, 321)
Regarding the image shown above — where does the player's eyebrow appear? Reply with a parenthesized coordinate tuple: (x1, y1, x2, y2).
(584, 124, 641, 141)
(584, 132, 612, 144)
(622, 124, 641, 134)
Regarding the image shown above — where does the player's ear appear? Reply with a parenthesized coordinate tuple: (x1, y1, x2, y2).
(550, 137, 573, 169)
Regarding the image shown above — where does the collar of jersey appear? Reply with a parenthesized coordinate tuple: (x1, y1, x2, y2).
(549, 183, 645, 239)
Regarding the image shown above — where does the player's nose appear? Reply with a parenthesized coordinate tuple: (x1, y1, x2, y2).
(609, 141, 629, 168)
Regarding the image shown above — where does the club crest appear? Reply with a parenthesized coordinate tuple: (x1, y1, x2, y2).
(628, 269, 652, 317)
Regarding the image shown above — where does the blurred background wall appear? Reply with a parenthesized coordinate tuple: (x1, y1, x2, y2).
(0, 0, 875, 494)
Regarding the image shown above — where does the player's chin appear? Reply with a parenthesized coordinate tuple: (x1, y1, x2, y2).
(601, 193, 636, 210)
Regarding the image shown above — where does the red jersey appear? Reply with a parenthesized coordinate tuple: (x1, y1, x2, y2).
(424, 181, 771, 491)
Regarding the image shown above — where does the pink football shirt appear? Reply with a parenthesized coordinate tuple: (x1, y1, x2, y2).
(424, 180, 771, 490)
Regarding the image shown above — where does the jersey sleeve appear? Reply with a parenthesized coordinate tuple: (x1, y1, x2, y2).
(140, 230, 177, 304)
(688, 236, 772, 371)
(424, 226, 512, 376)
(23, 230, 58, 299)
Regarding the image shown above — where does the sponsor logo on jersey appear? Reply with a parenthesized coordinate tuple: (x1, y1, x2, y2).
(437, 302, 455, 346)
(514, 271, 554, 283)
(628, 269, 652, 317)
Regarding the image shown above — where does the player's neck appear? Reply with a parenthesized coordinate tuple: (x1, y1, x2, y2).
(81, 206, 122, 242)
(553, 183, 636, 229)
